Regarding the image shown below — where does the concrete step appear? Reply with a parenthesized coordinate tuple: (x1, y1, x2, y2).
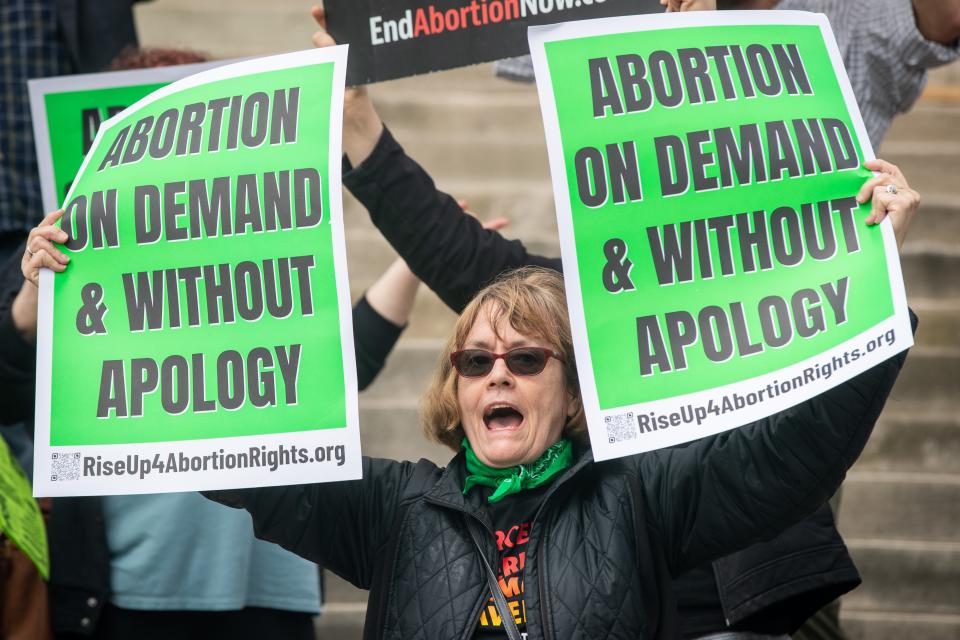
(375, 90, 543, 136)
(357, 403, 452, 466)
(882, 104, 960, 147)
(342, 232, 397, 296)
(842, 610, 960, 640)
(323, 569, 369, 606)
(928, 64, 960, 86)
(316, 574, 367, 636)
(314, 608, 364, 639)
(359, 339, 445, 402)
(135, 1, 316, 60)
(316, 569, 366, 637)
(390, 287, 459, 340)
(376, 62, 533, 94)
(844, 539, 960, 615)
(892, 347, 960, 407)
(838, 471, 960, 542)
(317, 572, 368, 635)
(857, 405, 960, 473)
(902, 245, 960, 298)
(907, 298, 960, 351)
(901, 194, 960, 248)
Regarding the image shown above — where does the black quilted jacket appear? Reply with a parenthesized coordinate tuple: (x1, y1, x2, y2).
(205, 343, 904, 640)
(340, 127, 913, 634)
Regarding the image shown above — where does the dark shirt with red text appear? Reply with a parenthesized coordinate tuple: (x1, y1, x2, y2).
(473, 486, 548, 639)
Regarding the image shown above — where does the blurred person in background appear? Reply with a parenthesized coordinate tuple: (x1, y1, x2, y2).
(0, 4, 141, 638)
(0, 0, 144, 258)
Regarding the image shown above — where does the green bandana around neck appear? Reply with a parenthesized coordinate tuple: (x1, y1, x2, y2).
(462, 437, 573, 503)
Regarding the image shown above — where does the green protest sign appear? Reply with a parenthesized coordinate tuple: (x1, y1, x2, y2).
(33, 47, 360, 496)
(29, 61, 225, 214)
(0, 438, 49, 579)
(528, 12, 912, 460)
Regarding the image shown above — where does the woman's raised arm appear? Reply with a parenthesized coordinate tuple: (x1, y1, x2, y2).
(203, 456, 425, 588)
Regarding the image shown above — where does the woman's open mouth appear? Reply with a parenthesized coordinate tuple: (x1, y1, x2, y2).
(483, 404, 525, 430)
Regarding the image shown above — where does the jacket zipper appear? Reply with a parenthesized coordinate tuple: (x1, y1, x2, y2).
(528, 474, 576, 640)
(537, 524, 551, 640)
(428, 503, 497, 640)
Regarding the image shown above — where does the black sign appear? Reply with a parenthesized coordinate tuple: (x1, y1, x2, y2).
(326, 0, 663, 84)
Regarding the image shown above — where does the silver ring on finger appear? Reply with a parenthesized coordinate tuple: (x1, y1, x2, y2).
(25, 246, 35, 258)
(885, 184, 898, 195)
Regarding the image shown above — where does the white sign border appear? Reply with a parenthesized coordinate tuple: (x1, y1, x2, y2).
(33, 46, 361, 496)
(28, 60, 233, 214)
(528, 11, 912, 461)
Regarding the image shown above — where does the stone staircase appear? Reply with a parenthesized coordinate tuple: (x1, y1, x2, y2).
(836, 91, 960, 640)
(134, 4, 959, 637)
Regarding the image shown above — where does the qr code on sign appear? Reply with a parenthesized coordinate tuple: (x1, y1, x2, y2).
(606, 413, 637, 443)
(51, 452, 82, 481)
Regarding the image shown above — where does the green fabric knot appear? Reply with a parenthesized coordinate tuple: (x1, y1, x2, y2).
(462, 437, 572, 503)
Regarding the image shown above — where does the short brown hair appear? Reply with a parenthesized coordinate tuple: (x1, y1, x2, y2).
(420, 267, 586, 451)
(109, 46, 209, 71)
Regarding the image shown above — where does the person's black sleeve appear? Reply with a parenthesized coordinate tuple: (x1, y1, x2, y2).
(343, 127, 561, 313)
(635, 313, 915, 576)
(0, 241, 36, 427)
(203, 456, 428, 588)
(353, 295, 404, 391)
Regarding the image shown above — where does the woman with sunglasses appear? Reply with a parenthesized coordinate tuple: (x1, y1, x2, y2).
(307, 0, 926, 633)
(205, 263, 910, 640)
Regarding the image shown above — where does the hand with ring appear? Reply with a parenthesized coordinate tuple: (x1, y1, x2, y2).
(21, 209, 71, 287)
(855, 158, 921, 251)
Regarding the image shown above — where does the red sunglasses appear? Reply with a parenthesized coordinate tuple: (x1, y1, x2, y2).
(449, 347, 565, 378)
